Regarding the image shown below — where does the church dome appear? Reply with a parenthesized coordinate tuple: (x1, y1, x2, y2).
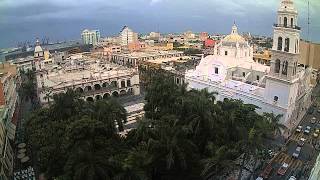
(222, 24, 246, 43)
(34, 39, 43, 53)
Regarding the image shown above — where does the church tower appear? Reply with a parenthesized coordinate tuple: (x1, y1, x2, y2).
(264, 0, 301, 111)
(34, 39, 44, 70)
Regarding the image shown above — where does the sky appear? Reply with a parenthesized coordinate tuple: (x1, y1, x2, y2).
(0, 0, 319, 48)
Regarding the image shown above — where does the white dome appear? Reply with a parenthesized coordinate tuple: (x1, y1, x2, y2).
(34, 45, 43, 53)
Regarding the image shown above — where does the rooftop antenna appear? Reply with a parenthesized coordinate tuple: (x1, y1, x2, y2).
(307, 0, 311, 65)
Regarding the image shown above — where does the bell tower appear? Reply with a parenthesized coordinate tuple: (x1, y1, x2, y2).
(269, 0, 300, 79)
(264, 0, 301, 111)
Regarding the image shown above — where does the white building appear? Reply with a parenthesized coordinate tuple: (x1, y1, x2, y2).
(81, 29, 101, 45)
(35, 54, 140, 104)
(185, 0, 312, 129)
(120, 26, 138, 46)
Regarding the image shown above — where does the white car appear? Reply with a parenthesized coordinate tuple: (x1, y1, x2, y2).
(256, 177, 263, 180)
(312, 117, 317, 124)
(292, 147, 302, 158)
(304, 126, 311, 134)
(296, 125, 303, 133)
(289, 176, 297, 180)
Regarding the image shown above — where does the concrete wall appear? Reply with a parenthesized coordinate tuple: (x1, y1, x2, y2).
(300, 40, 320, 69)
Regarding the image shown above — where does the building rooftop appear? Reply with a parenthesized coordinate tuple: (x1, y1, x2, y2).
(39, 58, 137, 90)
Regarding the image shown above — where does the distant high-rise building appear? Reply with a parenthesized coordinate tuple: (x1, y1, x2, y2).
(120, 26, 138, 46)
(81, 29, 101, 45)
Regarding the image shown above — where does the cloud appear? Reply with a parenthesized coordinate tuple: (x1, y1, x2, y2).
(150, 0, 163, 5)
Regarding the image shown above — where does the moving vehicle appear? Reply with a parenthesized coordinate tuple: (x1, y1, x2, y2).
(278, 163, 289, 176)
(298, 138, 306, 146)
(292, 147, 302, 158)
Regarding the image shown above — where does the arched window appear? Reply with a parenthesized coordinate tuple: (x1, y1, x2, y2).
(285, 38, 290, 52)
(291, 18, 294, 27)
(279, 17, 282, 24)
(282, 61, 288, 75)
(277, 37, 283, 51)
(275, 59, 280, 73)
(284, 17, 288, 27)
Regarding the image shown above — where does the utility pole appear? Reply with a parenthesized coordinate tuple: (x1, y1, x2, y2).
(307, 0, 311, 66)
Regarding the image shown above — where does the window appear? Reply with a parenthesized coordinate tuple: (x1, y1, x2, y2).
(256, 75, 260, 81)
(291, 18, 294, 27)
(274, 96, 279, 102)
(176, 78, 180, 84)
(277, 37, 283, 51)
(127, 80, 131, 87)
(284, 17, 288, 27)
(225, 51, 228, 56)
(275, 59, 280, 73)
(215, 67, 219, 74)
(282, 61, 288, 75)
(242, 72, 246, 77)
(285, 38, 290, 52)
(121, 81, 126, 88)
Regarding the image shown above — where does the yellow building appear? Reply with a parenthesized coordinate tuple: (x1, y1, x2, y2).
(253, 50, 272, 65)
(299, 40, 320, 69)
(44, 49, 50, 60)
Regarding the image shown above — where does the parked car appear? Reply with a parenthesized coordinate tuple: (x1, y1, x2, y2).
(261, 163, 273, 179)
(304, 126, 311, 135)
(298, 138, 306, 146)
(314, 132, 319, 138)
(278, 163, 289, 176)
(311, 117, 317, 124)
(292, 147, 302, 158)
(296, 125, 303, 133)
(289, 176, 297, 180)
(256, 177, 263, 180)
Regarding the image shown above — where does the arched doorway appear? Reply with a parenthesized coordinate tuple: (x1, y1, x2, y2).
(112, 91, 119, 97)
(95, 95, 102, 101)
(120, 90, 127, 96)
(85, 86, 92, 92)
(103, 93, 110, 99)
(75, 87, 84, 93)
(94, 84, 101, 90)
(102, 82, 108, 88)
(86, 97, 94, 102)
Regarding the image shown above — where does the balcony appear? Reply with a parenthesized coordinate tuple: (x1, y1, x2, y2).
(274, 24, 301, 30)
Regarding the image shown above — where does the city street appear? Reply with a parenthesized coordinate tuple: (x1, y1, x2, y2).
(258, 105, 320, 180)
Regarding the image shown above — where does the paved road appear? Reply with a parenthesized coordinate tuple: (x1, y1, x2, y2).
(258, 107, 320, 180)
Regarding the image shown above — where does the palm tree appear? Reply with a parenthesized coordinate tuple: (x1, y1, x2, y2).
(64, 117, 118, 180)
(112, 143, 151, 180)
(263, 112, 287, 137)
(148, 115, 197, 179)
(201, 145, 236, 180)
(43, 87, 53, 104)
(90, 99, 127, 133)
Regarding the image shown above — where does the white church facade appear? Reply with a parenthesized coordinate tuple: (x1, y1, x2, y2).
(185, 0, 313, 129)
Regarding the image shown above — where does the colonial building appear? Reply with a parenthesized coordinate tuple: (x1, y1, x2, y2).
(111, 50, 184, 68)
(186, 0, 312, 129)
(0, 63, 19, 180)
(35, 54, 140, 104)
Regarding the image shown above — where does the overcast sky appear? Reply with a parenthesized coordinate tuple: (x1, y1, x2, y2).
(0, 0, 319, 48)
